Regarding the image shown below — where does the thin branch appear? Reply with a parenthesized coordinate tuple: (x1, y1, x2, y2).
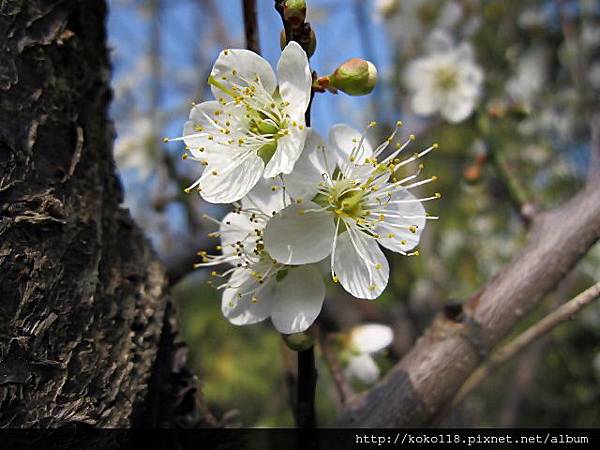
(242, 0, 260, 53)
(487, 142, 538, 226)
(449, 282, 600, 410)
(590, 111, 600, 181)
(321, 335, 355, 405)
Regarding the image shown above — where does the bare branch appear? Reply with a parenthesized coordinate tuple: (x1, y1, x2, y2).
(447, 282, 600, 412)
(242, 0, 260, 54)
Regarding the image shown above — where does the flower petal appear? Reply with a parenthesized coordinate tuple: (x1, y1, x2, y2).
(344, 353, 380, 384)
(199, 151, 264, 203)
(263, 120, 307, 177)
(375, 188, 426, 253)
(329, 124, 374, 170)
(439, 93, 475, 123)
(270, 265, 325, 334)
(334, 228, 389, 300)
(277, 41, 312, 117)
(283, 129, 330, 201)
(411, 89, 438, 116)
(182, 101, 223, 154)
(350, 324, 393, 354)
(221, 267, 275, 326)
(242, 176, 289, 216)
(218, 211, 255, 259)
(210, 48, 277, 100)
(264, 203, 334, 264)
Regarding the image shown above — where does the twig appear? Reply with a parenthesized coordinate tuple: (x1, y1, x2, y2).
(242, 0, 260, 53)
(488, 143, 538, 226)
(449, 281, 600, 410)
(321, 335, 354, 405)
(296, 346, 318, 428)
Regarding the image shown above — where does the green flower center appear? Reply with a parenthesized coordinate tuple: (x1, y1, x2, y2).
(435, 66, 458, 91)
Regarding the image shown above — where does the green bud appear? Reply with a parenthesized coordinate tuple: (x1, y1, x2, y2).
(284, 0, 307, 26)
(279, 28, 317, 58)
(329, 58, 377, 96)
(282, 327, 316, 351)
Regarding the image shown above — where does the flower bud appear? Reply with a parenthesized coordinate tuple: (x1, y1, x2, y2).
(328, 58, 377, 96)
(282, 327, 316, 351)
(280, 28, 317, 58)
(284, 0, 307, 26)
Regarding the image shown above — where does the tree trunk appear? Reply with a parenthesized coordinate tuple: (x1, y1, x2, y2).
(0, 0, 204, 428)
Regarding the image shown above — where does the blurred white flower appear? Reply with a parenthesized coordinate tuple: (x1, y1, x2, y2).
(375, 0, 462, 47)
(196, 178, 325, 334)
(506, 47, 548, 106)
(344, 324, 393, 384)
(264, 125, 438, 299)
(404, 32, 483, 123)
(114, 116, 157, 179)
(171, 42, 312, 204)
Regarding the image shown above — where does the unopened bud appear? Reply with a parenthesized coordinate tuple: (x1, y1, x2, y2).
(284, 0, 307, 26)
(282, 327, 316, 351)
(280, 28, 317, 58)
(329, 58, 377, 96)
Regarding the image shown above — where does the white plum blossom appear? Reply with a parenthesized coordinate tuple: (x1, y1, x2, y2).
(404, 31, 483, 123)
(195, 178, 325, 334)
(343, 324, 393, 384)
(169, 41, 312, 204)
(374, 0, 463, 48)
(263, 125, 439, 300)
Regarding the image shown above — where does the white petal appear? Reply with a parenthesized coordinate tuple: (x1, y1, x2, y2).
(219, 211, 255, 258)
(329, 124, 374, 170)
(375, 188, 426, 253)
(344, 353, 380, 384)
(221, 268, 275, 326)
(350, 324, 393, 354)
(283, 129, 330, 201)
(277, 41, 312, 117)
(426, 30, 454, 54)
(334, 229, 389, 300)
(264, 203, 334, 264)
(210, 48, 277, 100)
(439, 93, 476, 123)
(182, 101, 223, 153)
(199, 152, 264, 203)
(242, 176, 289, 216)
(263, 122, 307, 177)
(270, 265, 325, 334)
(411, 90, 438, 116)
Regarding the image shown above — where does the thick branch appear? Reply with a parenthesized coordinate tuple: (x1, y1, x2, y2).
(448, 282, 600, 411)
(337, 178, 600, 427)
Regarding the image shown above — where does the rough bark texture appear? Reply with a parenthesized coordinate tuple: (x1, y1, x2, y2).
(336, 178, 600, 427)
(0, 0, 201, 428)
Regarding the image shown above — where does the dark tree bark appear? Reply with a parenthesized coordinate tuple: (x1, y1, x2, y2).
(0, 0, 206, 428)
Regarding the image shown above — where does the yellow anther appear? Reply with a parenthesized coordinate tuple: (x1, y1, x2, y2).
(409, 226, 417, 233)
(182, 154, 188, 160)
(332, 275, 339, 283)
(211, 271, 218, 277)
(435, 192, 442, 198)
(216, 245, 222, 251)
(409, 134, 416, 141)
(432, 143, 439, 149)
(375, 263, 382, 270)
(183, 187, 191, 193)
(162, 137, 169, 143)
(387, 233, 395, 238)
(432, 175, 438, 181)
(368, 121, 377, 128)
(271, 185, 278, 191)
(400, 240, 407, 245)
(251, 297, 258, 304)
(298, 209, 305, 216)
(396, 120, 403, 127)
(368, 284, 376, 291)
(212, 170, 218, 176)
